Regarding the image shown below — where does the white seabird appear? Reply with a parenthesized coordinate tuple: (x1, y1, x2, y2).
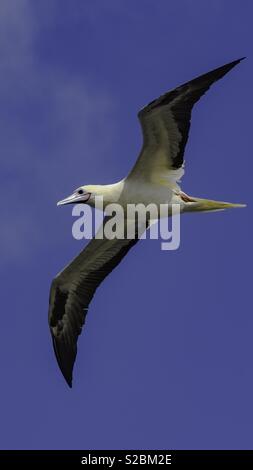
(49, 58, 246, 387)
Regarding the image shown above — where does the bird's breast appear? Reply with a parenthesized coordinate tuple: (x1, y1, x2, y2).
(118, 182, 173, 207)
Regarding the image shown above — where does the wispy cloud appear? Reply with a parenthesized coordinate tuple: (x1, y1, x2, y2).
(0, 1, 117, 265)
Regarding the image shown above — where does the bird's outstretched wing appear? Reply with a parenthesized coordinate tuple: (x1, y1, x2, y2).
(128, 58, 244, 187)
(48, 217, 145, 387)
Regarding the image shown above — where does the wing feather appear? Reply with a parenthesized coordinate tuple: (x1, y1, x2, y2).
(128, 58, 244, 185)
(48, 217, 145, 387)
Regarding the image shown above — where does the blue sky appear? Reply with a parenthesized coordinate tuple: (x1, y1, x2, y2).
(1, 0, 252, 449)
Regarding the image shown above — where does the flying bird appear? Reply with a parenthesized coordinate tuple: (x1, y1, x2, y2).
(49, 58, 246, 387)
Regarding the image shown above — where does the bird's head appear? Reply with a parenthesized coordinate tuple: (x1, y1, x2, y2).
(57, 185, 99, 207)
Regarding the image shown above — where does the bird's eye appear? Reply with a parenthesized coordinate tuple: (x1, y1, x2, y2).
(77, 189, 84, 195)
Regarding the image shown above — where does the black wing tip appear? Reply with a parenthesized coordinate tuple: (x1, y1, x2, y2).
(51, 336, 75, 389)
(58, 369, 73, 387)
(57, 361, 73, 388)
(138, 56, 246, 117)
(65, 376, 73, 388)
(203, 56, 246, 84)
(191, 56, 246, 85)
(215, 57, 246, 76)
(235, 56, 246, 62)
(225, 56, 246, 68)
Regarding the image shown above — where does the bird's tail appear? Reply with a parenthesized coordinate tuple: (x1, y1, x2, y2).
(184, 197, 246, 213)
